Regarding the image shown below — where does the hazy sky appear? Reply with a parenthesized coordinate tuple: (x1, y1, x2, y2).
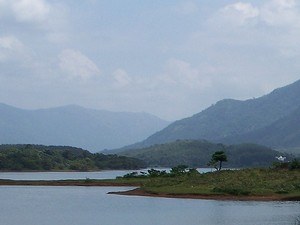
(0, 0, 299, 120)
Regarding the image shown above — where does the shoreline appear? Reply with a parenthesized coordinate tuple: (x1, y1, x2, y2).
(0, 179, 139, 187)
(108, 188, 300, 201)
(1, 179, 299, 201)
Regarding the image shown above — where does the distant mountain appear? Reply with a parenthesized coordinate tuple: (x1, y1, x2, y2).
(0, 104, 169, 152)
(117, 79, 300, 151)
(118, 140, 290, 168)
(222, 106, 300, 148)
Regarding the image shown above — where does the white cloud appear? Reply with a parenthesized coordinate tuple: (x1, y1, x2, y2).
(161, 59, 212, 89)
(217, 0, 300, 27)
(58, 49, 101, 80)
(0, 35, 23, 50)
(12, 0, 50, 23)
(113, 69, 132, 87)
(0, 35, 27, 62)
(0, 0, 68, 43)
(260, 0, 300, 26)
(218, 2, 259, 26)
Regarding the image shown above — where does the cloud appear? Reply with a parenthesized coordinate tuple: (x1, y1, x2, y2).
(160, 58, 212, 89)
(0, 0, 68, 43)
(215, 0, 300, 27)
(11, 0, 50, 23)
(112, 69, 132, 87)
(58, 49, 101, 80)
(0, 35, 28, 62)
(223, 2, 259, 24)
(260, 0, 300, 27)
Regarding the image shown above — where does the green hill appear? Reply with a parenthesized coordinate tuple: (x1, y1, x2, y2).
(118, 140, 291, 168)
(0, 144, 146, 171)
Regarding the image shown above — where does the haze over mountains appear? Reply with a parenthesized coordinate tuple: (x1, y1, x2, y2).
(0, 104, 169, 152)
(2, 79, 300, 155)
(119, 79, 300, 151)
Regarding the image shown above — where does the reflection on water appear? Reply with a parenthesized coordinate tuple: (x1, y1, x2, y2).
(0, 186, 299, 225)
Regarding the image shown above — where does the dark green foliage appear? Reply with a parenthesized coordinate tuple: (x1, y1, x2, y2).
(209, 151, 227, 171)
(289, 159, 300, 170)
(121, 165, 199, 179)
(170, 165, 189, 175)
(0, 144, 146, 171)
(273, 159, 300, 170)
(147, 169, 167, 177)
(120, 140, 292, 168)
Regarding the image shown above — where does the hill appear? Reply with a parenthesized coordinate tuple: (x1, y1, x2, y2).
(0, 104, 169, 152)
(0, 144, 146, 171)
(118, 140, 291, 168)
(118, 79, 300, 150)
(221, 106, 300, 149)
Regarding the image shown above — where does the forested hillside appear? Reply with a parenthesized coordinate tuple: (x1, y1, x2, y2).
(0, 144, 146, 171)
(119, 140, 292, 168)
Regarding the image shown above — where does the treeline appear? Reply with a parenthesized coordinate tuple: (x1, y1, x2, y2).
(119, 140, 295, 168)
(0, 144, 146, 171)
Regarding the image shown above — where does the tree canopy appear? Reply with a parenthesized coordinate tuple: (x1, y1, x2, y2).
(209, 151, 228, 171)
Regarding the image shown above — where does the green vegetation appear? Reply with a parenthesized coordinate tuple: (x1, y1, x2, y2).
(0, 144, 146, 171)
(119, 164, 300, 199)
(208, 150, 227, 171)
(120, 140, 292, 168)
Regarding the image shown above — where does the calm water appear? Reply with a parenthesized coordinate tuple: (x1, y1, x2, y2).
(0, 168, 213, 180)
(0, 186, 299, 225)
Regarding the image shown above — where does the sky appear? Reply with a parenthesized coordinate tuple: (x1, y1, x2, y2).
(0, 0, 300, 121)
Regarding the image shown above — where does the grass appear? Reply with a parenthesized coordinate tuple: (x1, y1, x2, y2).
(137, 168, 300, 198)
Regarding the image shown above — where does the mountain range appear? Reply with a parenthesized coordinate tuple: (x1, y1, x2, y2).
(117, 79, 300, 152)
(0, 104, 169, 152)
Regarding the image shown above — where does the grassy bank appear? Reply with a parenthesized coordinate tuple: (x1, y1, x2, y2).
(115, 167, 300, 200)
(139, 169, 299, 197)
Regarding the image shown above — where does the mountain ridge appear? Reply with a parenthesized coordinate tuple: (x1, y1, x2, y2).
(0, 104, 169, 152)
(114, 79, 300, 151)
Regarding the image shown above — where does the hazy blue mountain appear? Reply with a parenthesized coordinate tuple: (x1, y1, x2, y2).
(221, 106, 300, 149)
(117, 79, 300, 150)
(0, 104, 169, 152)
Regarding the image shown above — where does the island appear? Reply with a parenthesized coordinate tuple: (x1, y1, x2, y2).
(1, 163, 299, 201)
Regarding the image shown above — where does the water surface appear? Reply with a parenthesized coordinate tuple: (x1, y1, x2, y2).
(0, 186, 299, 225)
(0, 168, 213, 180)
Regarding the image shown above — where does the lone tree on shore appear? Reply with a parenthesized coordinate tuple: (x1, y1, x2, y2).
(209, 151, 227, 171)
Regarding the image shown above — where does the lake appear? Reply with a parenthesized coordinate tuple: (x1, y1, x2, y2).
(0, 168, 214, 180)
(0, 185, 299, 225)
(0, 170, 299, 225)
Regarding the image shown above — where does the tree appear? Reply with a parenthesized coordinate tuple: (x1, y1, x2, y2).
(170, 165, 188, 176)
(209, 151, 227, 171)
